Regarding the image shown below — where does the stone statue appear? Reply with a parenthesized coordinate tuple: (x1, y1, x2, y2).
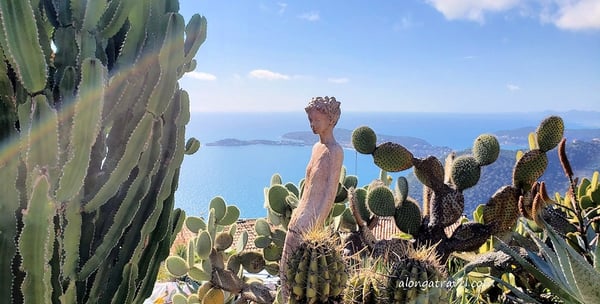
(279, 96, 344, 301)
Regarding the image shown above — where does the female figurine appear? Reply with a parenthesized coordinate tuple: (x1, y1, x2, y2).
(279, 96, 343, 301)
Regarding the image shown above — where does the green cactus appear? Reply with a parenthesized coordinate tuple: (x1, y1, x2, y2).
(512, 149, 548, 191)
(0, 1, 205, 302)
(395, 176, 409, 203)
(450, 155, 481, 191)
(366, 180, 396, 217)
(536, 115, 564, 153)
(472, 133, 500, 166)
(352, 125, 377, 154)
(344, 268, 387, 304)
(394, 197, 422, 236)
(372, 142, 414, 172)
(386, 247, 449, 304)
(165, 198, 276, 304)
(285, 227, 348, 303)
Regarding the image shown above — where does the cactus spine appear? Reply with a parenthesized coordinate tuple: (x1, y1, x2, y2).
(0, 1, 205, 302)
(285, 226, 348, 303)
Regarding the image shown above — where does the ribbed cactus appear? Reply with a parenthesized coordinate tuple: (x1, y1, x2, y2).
(0, 1, 205, 303)
(344, 267, 387, 304)
(386, 247, 449, 304)
(284, 226, 348, 304)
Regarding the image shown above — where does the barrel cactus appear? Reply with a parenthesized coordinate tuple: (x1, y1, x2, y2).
(0, 0, 206, 302)
(344, 266, 387, 304)
(387, 246, 449, 303)
(284, 226, 348, 304)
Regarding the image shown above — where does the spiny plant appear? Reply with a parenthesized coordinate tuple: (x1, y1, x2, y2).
(450, 117, 600, 303)
(164, 197, 276, 304)
(264, 171, 353, 231)
(282, 226, 348, 304)
(348, 128, 501, 262)
(347, 116, 569, 265)
(464, 217, 600, 304)
(0, 0, 205, 303)
(343, 245, 449, 304)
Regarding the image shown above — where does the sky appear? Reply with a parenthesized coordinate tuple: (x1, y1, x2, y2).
(177, 0, 600, 113)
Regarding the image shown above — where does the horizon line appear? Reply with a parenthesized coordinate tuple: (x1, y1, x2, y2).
(189, 109, 600, 114)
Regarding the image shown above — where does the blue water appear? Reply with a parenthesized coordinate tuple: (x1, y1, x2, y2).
(176, 111, 599, 218)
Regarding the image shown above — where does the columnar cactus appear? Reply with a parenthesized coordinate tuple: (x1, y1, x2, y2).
(0, 1, 206, 302)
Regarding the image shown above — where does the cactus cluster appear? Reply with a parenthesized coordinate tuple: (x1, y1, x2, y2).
(284, 227, 348, 304)
(484, 115, 565, 236)
(265, 171, 356, 231)
(254, 218, 286, 274)
(165, 197, 276, 304)
(352, 126, 414, 172)
(349, 129, 505, 262)
(344, 246, 448, 304)
(344, 116, 573, 266)
(0, 0, 206, 302)
(387, 248, 449, 303)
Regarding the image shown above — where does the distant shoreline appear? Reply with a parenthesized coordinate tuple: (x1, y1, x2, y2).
(205, 127, 600, 150)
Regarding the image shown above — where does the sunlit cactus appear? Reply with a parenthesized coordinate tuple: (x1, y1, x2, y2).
(284, 226, 348, 304)
(372, 142, 414, 172)
(165, 198, 276, 304)
(0, 0, 206, 302)
(351, 125, 377, 154)
(386, 246, 449, 304)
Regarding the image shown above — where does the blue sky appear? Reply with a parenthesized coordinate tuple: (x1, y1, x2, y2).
(177, 0, 600, 113)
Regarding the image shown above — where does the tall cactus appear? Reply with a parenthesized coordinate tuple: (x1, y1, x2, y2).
(0, 1, 206, 303)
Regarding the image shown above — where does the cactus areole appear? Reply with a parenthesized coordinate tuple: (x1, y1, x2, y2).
(280, 96, 344, 302)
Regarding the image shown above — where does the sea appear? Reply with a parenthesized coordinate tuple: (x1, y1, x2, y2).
(175, 111, 600, 219)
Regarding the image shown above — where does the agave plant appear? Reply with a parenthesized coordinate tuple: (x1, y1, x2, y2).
(492, 218, 600, 304)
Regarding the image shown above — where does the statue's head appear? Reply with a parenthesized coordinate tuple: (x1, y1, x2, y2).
(305, 96, 341, 126)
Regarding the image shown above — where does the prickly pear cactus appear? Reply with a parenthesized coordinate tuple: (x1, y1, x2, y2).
(0, 1, 206, 302)
(165, 197, 276, 304)
(285, 227, 348, 304)
(366, 180, 396, 217)
(265, 171, 353, 230)
(351, 125, 377, 154)
(346, 125, 529, 264)
(372, 142, 414, 172)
